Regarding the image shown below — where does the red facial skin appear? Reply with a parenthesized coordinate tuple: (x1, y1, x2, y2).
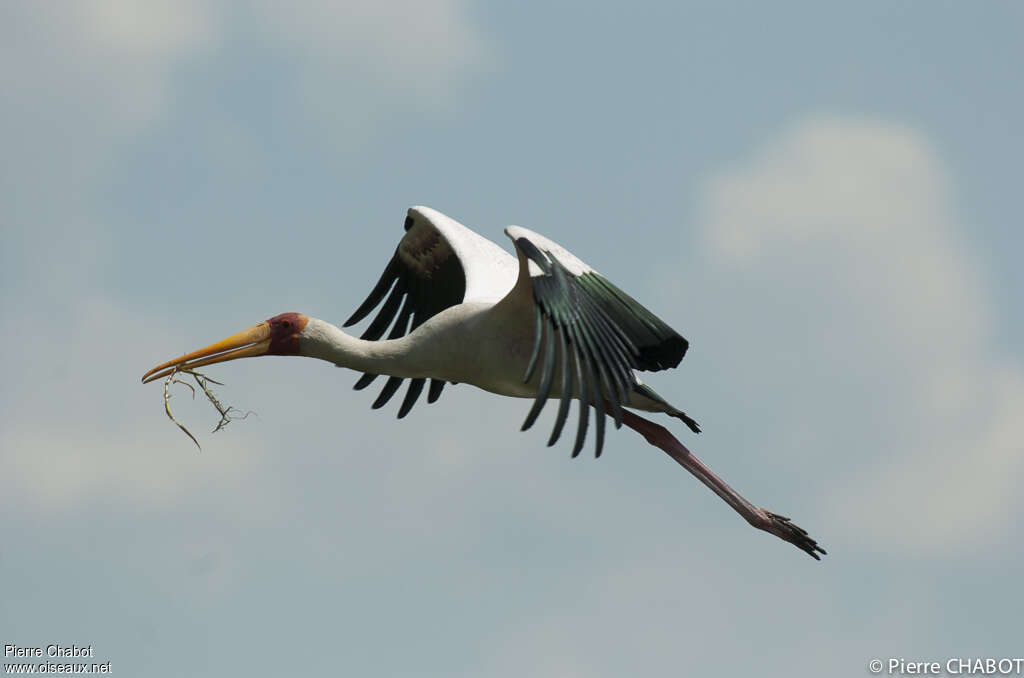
(266, 312, 308, 355)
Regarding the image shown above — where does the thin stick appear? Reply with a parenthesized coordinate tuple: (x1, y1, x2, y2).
(185, 370, 253, 433)
(163, 366, 201, 450)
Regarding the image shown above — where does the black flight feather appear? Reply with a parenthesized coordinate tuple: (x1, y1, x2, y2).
(344, 219, 467, 417)
(514, 234, 691, 457)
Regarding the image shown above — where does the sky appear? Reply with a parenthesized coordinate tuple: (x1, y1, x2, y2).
(2, 2, 1023, 676)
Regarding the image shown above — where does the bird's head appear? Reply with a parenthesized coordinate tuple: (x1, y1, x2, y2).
(141, 312, 310, 383)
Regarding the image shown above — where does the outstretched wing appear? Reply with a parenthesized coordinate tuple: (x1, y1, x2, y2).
(506, 226, 693, 457)
(344, 206, 517, 418)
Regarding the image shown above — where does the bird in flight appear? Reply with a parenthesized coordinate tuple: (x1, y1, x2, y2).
(143, 206, 825, 559)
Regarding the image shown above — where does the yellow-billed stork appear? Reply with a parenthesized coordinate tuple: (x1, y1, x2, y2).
(142, 206, 825, 559)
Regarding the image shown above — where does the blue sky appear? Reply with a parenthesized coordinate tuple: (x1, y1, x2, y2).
(3, 2, 1023, 676)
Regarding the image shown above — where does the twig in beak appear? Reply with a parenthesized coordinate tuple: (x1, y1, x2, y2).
(161, 367, 254, 449)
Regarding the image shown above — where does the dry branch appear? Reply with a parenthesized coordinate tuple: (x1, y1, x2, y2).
(162, 366, 253, 450)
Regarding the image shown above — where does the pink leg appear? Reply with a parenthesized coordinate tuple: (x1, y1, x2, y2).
(619, 408, 826, 560)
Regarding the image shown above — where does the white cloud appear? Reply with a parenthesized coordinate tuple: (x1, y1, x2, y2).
(1, 1, 489, 283)
(694, 116, 1023, 554)
(253, 0, 489, 111)
(1, 1, 214, 152)
(1, 1, 484, 144)
(1, 1, 217, 302)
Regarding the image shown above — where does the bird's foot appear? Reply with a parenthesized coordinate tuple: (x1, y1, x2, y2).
(760, 510, 827, 560)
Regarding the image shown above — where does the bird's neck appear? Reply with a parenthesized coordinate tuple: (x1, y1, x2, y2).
(298, 317, 426, 377)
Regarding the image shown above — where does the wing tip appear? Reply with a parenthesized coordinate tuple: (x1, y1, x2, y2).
(638, 335, 689, 371)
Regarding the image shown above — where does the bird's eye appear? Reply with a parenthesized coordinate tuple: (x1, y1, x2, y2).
(282, 320, 291, 328)
(404, 216, 414, 231)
